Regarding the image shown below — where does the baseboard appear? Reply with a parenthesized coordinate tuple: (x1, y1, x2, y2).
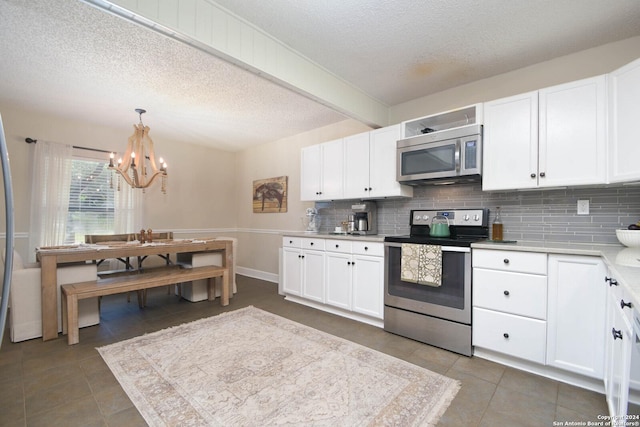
(473, 347, 605, 394)
(236, 266, 278, 284)
(284, 295, 384, 329)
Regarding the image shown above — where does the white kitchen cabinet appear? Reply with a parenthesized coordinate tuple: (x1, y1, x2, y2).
(281, 237, 325, 302)
(325, 240, 353, 310)
(300, 138, 344, 201)
(609, 57, 640, 183)
(344, 125, 413, 200)
(352, 247, 384, 319)
(283, 236, 384, 323)
(472, 249, 548, 363)
(604, 276, 634, 419)
(483, 75, 607, 191)
(547, 255, 606, 379)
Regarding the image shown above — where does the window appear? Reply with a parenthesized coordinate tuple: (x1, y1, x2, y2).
(64, 157, 115, 244)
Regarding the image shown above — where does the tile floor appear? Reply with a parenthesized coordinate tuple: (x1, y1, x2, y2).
(0, 275, 617, 426)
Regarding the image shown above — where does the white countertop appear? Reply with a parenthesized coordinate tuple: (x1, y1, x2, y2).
(283, 232, 386, 243)
(472, 241, 640, 313)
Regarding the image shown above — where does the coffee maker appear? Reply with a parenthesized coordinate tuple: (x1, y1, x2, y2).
(348, 201, 377, 235)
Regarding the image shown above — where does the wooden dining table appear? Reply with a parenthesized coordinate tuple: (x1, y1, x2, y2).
(36, 238, 234, 341)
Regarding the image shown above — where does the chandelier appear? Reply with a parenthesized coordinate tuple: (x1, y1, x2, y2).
(109, 109, 167, 193)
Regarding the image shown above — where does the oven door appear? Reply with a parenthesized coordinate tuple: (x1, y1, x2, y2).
(384, 242, 471, 324)
(397, 134, 481, 183)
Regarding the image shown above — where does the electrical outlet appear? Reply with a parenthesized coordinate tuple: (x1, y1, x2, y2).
(577, 200, 589, 215)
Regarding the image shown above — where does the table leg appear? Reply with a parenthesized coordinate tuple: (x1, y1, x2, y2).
(40, 255, 59, 341)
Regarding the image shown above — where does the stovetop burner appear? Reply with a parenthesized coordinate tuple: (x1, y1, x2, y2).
(384, 208, 490, 247)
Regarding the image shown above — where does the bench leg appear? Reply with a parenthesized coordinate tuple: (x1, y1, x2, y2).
(66, 294, 80, 345)
(61, 290, 68, 335)
(221, 270, 229, 306)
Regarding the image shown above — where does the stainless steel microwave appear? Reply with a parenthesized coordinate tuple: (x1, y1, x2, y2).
(396, 124, 482, 185)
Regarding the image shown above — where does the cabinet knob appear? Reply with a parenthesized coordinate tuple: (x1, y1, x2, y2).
(364, 187, 368, 191)
(612, 328, 623, 340)
(540, 172, 546, 178)
(503, 259, 510, 264)
(621, 299, 633, 310)
(310, 242, 314, 246)
(503, 333, 509, 339)
(530, 173, 536, 178)
(335, 244, 339, 248)
(368, 187, 372, 191)
(503, 290, 510, 296)
(364, 246, 368, 251)
(605, 276, 618, 286)
(347, 261, 351, 265)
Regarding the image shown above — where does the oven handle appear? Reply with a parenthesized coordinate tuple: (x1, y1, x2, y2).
(384, 242, 470, 253)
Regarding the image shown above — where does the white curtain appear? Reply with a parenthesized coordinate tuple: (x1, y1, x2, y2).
(113, 179, 143, 234)
(28, 141, 73, 260)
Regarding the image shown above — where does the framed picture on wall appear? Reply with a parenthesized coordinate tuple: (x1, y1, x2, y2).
(253, 176, 288, 213)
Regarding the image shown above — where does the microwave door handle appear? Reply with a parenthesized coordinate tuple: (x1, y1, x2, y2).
(455, 140, 461, 172)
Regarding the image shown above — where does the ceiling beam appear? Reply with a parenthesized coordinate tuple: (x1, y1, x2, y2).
(81, 0, 390, 128)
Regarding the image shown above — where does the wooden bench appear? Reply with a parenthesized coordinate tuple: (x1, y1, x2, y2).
(61, 265, 229, 345)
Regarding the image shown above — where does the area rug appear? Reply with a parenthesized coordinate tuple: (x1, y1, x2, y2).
(97, 306, 460, 426)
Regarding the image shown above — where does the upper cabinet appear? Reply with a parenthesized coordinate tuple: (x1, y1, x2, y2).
(609, 57, 640, 183)
(300, 138, 344, 201)
(483, 75, 607, 191)
(301, 125, 412, 202)
(344, 125, 413, 200)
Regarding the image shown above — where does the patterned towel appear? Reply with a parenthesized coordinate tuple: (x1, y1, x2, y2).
(400, 243, 443, 287)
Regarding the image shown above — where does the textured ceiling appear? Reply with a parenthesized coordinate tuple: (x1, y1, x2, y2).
(1, 0, 640, 152)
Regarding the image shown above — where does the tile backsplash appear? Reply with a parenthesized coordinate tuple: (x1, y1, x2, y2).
(315, 183, 640, 245)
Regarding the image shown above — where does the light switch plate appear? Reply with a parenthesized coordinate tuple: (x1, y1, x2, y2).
(577, 200, 589, 215)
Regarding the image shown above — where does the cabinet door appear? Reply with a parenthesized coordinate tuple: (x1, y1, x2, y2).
(609, 57, 640, 183)
(482, 92, 539, 191)
(369, 125, 411, 198)
(302, 250, 325, 303)
(547, 255, 606, 379)
(282, 247, 302, 295)
(343, 132, 371, 199)
(351, 254, 384, 319)
(539, 76, 607, 187)
(605, 290, 633, 418)
(325, 252, 352, 310)
(320, 138, 344, 200)
(300, 144, 322, 201)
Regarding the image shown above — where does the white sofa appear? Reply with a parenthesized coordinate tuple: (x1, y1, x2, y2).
(4, 251, 100, 342)
(176, 237, 238, 302)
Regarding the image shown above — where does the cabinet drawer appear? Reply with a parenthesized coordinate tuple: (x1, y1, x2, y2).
(352, 241, 383, 256)
(282, 236, 302, 248)
(325, 239, 352, 254)
(473, 249, 547, 274)
(473, 269, 547, 319)
(302, 238, 325, 251)
(473, 307, 547, 363)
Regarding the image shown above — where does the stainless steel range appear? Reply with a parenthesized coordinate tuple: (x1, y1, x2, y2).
(384, 208, 489, 356)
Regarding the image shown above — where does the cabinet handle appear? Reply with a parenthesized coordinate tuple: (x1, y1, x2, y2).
(503, 290, 510, 296)
(310, 242, 314, 246)
(347, 261, 351, 265)
(612, 328, 623, 340)
(289, 240, 293, 244)
(335, 244, 339, 248)
(368, 187, 372, 191)
(503, 333, 509, 339)
(530, 173, 536, 178)
(621, 299, 633, 310)
(364, 187, 368, 191)
(301, 255, 305, 259)
(605, 277, 618, 286)
(364, 246, 369, 251)
(540, 172, 546, 178)
(503, 259, 510, 264)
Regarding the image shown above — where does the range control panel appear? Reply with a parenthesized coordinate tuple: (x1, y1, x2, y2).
(410, 209, 488, 227)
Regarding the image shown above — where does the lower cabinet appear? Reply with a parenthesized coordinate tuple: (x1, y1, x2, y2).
(473, 249, 609, 383)
(547, 255, 606, 379)
(284, 236, 384, 322)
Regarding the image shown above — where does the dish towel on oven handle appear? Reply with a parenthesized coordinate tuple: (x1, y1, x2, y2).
(400, 243, 443, 287)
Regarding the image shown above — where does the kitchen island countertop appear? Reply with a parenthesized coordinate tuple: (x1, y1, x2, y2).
(472, 241, 640, 316)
